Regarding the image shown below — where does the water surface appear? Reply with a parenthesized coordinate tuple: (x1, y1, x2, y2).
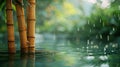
(0, 39, 120, 67)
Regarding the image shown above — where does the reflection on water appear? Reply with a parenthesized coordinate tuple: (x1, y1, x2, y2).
(0, 39, 120, 67)
(8, 54, 15, 67)
(0, 53, 35, 67)
(0, 52, 120, 67)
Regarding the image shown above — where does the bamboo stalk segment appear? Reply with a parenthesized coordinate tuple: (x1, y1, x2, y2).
(27, 0, 36, 53)
(15, 0, 28, 53)
(6, 0, 16, 53)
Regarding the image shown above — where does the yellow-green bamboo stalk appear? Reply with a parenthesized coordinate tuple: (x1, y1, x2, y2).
(6, 0, 16, 53)
(15, 0, 28, 53)
(27, 0, 36, 53)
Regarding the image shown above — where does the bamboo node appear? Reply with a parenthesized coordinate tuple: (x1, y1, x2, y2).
(6, 8, 13, 11)
(17, 15, 25, 18)
(29, 46, 35, 48)
(7, 24, 14, 26)
(27, 19, 36, 21)
(8, 40, 15, 42)
(27, 36, 35, 38)
(19, 28, 26, 32)
(29, 2, 36, 5)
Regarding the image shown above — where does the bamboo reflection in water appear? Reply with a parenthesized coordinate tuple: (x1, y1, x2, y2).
(21, 54, 28, 67)
(27, 54, 35, 67)
(8, 54, 15, 67)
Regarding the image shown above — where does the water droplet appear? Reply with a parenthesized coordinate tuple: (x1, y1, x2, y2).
(100, 19, 102, 23)
(112, 43, 117, 48)
(93, 24, 95, 27)
(104, 48, 106, 51)
(104, 52, 106, 55)
(118, 5, 120, 10)
(86, 56, 94, 60)
(87, 40, 90, 45)
(105, 45, 108, 48)
(100, 34, 102, 39)
(94, 45, 98, 48)
(112, 27, 115, 31)
(91, 41, 94, 44)
(82, 47, 85, 49)
(111, 50, 114, 52)
(107, 35, 109, 41)
(86, 46, 89, 49)
(99, 56, 108, 60)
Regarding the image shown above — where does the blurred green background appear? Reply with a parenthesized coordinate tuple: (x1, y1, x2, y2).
(0, 0, 120, 67)
(0, 0, 120, 50)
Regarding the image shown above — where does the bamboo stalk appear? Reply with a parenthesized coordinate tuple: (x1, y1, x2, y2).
(6, 0, 16, 53)
(27, 0, 36, 53)
(15, 0, 28, 53)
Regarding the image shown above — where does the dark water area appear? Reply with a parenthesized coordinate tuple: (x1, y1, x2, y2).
(0, 39, 120, 67)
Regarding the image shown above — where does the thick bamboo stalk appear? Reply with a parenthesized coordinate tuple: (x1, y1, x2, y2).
(6, 0, 16, 53)
(27, 0, 36, 53)
(15, 0, 28, 53)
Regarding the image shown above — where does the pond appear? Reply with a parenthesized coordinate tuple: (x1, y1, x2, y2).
(0, 38, 120, 67)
